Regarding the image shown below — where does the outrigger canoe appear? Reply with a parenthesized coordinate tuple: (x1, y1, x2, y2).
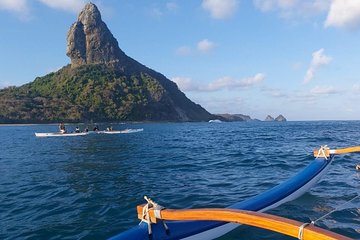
(110, 146, 357, 240)
(35, 128, 144, 137)
(35, 132, 88, 137)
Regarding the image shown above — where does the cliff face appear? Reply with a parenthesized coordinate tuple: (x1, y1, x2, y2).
(66, 3, 125, 67)
(0, 3, 213, 123)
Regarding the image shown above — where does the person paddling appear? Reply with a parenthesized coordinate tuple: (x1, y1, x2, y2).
(59, 122, 66, 133)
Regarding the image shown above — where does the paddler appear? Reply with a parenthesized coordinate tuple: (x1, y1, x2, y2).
(59, 122, 66, 133)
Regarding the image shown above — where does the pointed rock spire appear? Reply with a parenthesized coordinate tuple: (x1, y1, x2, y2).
(78, 2, 102, 26)
(66, 2, 125, 67)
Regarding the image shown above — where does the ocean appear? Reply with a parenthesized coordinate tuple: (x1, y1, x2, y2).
(1, 121, 359, 239)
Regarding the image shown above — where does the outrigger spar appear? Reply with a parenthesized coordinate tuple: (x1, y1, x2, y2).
(110, 146, 359, 240)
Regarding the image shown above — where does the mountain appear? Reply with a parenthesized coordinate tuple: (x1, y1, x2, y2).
(0, 3, 213, 123)
(275, 114, 287, 122)
(264, 114, 287, 122)
(264, 115, 275, 121)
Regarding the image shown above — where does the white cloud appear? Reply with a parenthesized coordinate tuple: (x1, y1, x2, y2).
(303, 48, 332, 84)
(0, 0, 88, 16)
(166, 2, 178, 11)
(0, 0, 28, 12)
(202, 0, 239, 19)
(261, 86, 289, 98)
(175, 46, 192, 56)
(37, 0, 86, 13)
(196, 96, 247, 114)
(172, 73, 265, 92)
(352, 83, 360, 93)
(310, 85, 339, 95)
(205, 74, 265, 91)
(325, 0, 360, 29)
(0, 0, 30, 19)
(197, 39, 216, 53)
(254, 0, 331, 18)
(254, 0, 297, 12)
(150, 7, 163, 18)
(172, 77, 200, 91)
(176, 39, 216, 56)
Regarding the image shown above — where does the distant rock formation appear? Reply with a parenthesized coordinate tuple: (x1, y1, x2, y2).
(275, 114, 287, 122)
(213, 113, 287, 122)
(264, 114, 287, 122)
(215, 113, 252, 122)
(67, 3, 125, 67)
(264, 115, 275, 121)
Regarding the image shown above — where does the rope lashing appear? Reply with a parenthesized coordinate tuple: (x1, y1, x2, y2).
(298, 221, 315, 240)
(315, 145, 329, 160)
(139, 196, 168, 236)
(314, 145, 360, 158)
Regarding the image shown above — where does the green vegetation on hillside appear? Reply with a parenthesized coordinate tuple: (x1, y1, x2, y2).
(0, 64, 171, 123)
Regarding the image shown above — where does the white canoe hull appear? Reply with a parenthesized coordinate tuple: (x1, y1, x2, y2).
(35, 132, 88, 137)
(35, 128, 143, 137)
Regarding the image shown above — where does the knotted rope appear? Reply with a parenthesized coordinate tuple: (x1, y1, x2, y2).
(315, 145, 329, 160)
(139, 196, 168, 236)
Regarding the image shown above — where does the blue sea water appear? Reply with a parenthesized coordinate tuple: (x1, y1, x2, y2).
(0, 121, 359, 240)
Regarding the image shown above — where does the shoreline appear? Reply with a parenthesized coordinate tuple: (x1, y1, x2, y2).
(1, 119, 360, 126)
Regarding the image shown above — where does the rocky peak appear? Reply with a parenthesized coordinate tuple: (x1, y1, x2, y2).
(66, 2, 126, 67)
(78, 3, 101, 27)
(275, 114, 287, 122)
(264, 115, 274, 121)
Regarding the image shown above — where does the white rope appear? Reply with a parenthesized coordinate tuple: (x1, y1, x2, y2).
(297, 221, 314, 240)
(316, 145, 329, 160)
(312, 193, 360, 225)
(139, 196, 167, 235)
(298, 193, 359, 239)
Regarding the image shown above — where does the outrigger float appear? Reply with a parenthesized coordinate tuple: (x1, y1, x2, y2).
(110, 146, 359, 240)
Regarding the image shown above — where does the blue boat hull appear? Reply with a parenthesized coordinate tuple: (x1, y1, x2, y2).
(110, 157, 333, 240)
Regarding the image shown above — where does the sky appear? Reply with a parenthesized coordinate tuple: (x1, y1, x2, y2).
(1, 0, 360, 121)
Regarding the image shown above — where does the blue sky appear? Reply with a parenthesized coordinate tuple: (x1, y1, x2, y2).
(1, 0, 360, 120)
